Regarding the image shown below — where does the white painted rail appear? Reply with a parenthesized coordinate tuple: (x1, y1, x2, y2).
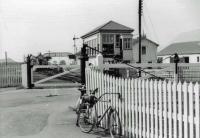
(86, 68, 200, 138)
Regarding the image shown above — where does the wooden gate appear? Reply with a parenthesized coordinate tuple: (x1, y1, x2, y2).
(32, 65, 80, 86)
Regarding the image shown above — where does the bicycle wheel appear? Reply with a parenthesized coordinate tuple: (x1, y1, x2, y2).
(109, 110, 122, 138)
(78, 106, 96, 133)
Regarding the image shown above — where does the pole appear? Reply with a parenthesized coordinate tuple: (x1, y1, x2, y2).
(73, 35, 76, 55)
(79, 44, 89, 85)
(138, 0, 143, 77)
(174, 53, 179, 83)
(27, 55, 33, 89)
(73, 35, 79, 55)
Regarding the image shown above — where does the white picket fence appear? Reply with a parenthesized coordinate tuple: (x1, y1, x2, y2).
(86, 68, 200, 138)
(0, 63, 22, 88)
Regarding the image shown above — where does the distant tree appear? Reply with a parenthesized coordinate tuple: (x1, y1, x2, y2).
(59, 60, 66, 65)
(36, 53, 50, 65)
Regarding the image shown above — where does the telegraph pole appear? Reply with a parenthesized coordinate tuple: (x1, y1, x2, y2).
(138, 0, 143, 77)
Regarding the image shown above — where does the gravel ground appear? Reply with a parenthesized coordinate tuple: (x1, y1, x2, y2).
(0, 87, 110, 138)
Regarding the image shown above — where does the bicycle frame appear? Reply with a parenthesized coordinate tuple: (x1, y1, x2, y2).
(95, 105, 113, 126)
(77, 90, 122, 135)
(94, 92, 121, 127)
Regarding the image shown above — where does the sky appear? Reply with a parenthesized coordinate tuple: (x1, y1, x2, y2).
(0, 0, 199, 61)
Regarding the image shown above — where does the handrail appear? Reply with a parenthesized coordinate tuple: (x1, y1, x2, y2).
(85, 45, 164, 80)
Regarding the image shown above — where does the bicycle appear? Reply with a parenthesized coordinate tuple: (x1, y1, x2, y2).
(75, 85, 97, 126)
(77, 88, 122, 138)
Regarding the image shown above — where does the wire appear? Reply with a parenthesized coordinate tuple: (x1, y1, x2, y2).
(84, 45, 165, 80)
(142, 14, 151, 37)
(143, 2, 160, 44)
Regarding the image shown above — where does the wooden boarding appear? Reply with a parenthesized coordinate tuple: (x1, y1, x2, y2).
(0, 63, 22, 87)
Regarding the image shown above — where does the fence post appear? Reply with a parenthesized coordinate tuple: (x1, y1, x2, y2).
(126, 69, 129, 78)
(21, 64, 28, 88)
(96, 54, 103, 71)
(79, 44, 89, 85)
(27, 55, 34, 89)
(174, 53, 179, 83)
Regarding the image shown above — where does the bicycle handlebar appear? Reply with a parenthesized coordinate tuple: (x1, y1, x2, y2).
(97, 93, 122, 101)
(90, 88, 98, 94)
(78, 86, 122, 103)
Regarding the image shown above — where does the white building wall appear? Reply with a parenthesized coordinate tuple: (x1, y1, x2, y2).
(132, 39, 158, 63)
(115, 48, 120, 55)
(83, 33, 158, 64)
(188, 54, 200, 63)
(123, 50, 133, 61)
(159, 54, 200, 63)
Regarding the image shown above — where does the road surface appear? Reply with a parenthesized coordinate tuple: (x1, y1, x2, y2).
(0, 87, 109, 138)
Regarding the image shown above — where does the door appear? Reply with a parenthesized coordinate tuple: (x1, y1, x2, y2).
(120, 39, 123, 58)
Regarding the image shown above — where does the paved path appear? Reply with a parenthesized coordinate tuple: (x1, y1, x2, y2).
(0, 87, 110, 138)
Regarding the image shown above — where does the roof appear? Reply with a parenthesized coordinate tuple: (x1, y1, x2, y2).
(0, 58, 18, 63)
(43, 52, 73, 57)
(158, 41, 200, 56)
(132, 36, 159, 47)
(81, 20, 134, 39)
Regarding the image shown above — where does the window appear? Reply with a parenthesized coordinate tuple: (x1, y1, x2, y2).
(197, 57, 199, 62)
(94, 39, 97, 55)
(91, 40, 94, 47)
(94, 39, 97, 47)
(184, 57, 189, 63)
(142, 46, 146, 55)
(124, 38, 131, 49)
(102, 44, 114, 55)
(86, 39, 98, 56)
(102, 34, 114, 55)
(91, 40, 94, 55)
(116, 35, 120, 48)
(86, 48, 89, 55)
(97, 44, 99, 53)
(102, 34, 114, 44)
(94, 49, 96, 55)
